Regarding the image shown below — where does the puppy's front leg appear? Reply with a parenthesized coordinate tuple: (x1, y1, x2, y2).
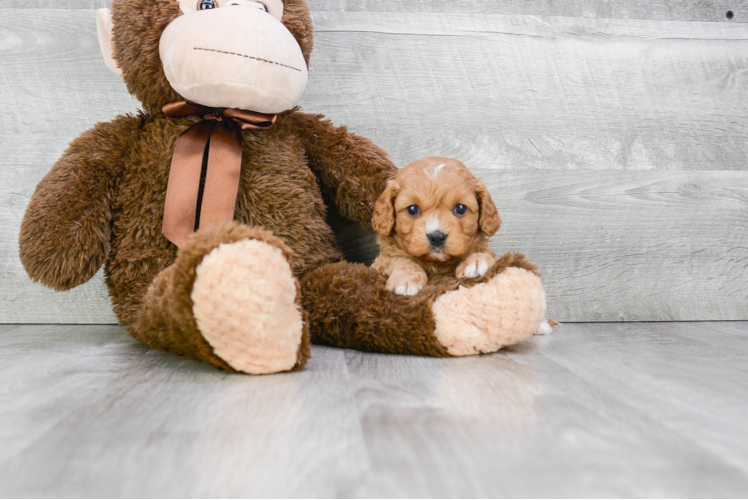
(373, 257, 428, 296)
(388, 264, 428, 295)
(456, 252, 498, 279)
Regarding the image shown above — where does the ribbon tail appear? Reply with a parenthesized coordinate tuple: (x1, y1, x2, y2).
(223, 108, 277, 129)
(162, 121, 214, 247)
(163, 101, 215, 118)
(198, 124, 243, 231)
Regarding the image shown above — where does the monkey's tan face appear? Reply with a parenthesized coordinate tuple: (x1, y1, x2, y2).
(158, 0, 308, 113)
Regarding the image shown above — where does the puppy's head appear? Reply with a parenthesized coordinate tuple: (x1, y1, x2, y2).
(372, 157, 500, 262)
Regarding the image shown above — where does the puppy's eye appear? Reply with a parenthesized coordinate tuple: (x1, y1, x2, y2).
(406, 205, 420, 216)
(454, 204, 468, 215)
(198, 0, 217, 9)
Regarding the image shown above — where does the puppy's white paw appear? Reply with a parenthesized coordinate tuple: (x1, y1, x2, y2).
(387, 269, 427, 296)
(536, 320, 553, 335)
(394, 282, 424, 295)
(388, 276, 425, 295)
(457, 252, 498, 279)
(462, 260, 489, 278)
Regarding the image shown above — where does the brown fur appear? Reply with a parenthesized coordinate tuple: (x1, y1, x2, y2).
(18, 0, 540, 370)
(19, 114, 145, 291)
(301, 252, 535, 356)
(372, 157, 502, 289)
(300, 263, 449, 357)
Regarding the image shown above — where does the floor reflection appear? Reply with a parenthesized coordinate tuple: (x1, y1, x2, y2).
(436, 344, 543, 437)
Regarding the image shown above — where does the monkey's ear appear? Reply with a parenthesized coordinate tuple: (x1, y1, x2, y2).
(97, 9, 123, 78)
(372, 180, 400, 235)
(475, 179, 501, 236)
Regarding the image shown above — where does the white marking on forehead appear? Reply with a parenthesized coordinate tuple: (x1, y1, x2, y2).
(424, 213, 442, 233)
(427, 163, 447, 179)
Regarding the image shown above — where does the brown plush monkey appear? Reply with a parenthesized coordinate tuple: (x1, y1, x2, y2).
(19, 0, 547, 374)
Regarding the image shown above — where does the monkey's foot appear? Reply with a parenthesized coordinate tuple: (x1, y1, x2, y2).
(431, 267, 547, 356)
(191, 239, 304, 374)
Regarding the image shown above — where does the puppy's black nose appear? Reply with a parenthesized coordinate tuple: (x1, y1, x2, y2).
(427, 231, 448, 247)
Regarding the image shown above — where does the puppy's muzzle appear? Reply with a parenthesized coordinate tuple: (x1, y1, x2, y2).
(427, 231, 448, 248)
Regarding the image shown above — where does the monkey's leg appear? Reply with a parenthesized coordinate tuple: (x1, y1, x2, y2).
(130, 222, 310, 374)
(300, 253, 546, 357)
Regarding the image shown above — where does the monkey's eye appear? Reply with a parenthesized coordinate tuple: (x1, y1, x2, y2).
(406, 205, 420, 216)
(454, 204, 468, 215)
(198, 0, 217, 10)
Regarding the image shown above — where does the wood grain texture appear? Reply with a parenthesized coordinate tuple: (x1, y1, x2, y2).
(1, 9, 747, 322)
(468, 169, 748, 321)
(309, 0, 748, 23)
(346, 325, 748, 497)
(0, 325, 368, 497)
(1, 323, 747, 497)
(307, 13, 748, 171)
(11, 0, 747, 24)
(538, 322, 748, 478)
(0, 0, 112, 8)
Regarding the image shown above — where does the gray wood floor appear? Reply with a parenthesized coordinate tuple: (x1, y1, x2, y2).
(1, 323, 747, 497)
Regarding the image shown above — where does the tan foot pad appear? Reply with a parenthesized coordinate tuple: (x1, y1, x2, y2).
(192, 239, 303, 374)
(432, 267, 547, 356)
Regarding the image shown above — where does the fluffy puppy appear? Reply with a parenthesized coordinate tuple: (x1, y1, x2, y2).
(371, 157, 501, 295)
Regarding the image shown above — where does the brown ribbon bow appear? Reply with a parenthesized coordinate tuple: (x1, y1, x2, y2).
(161, 101, 277, 247)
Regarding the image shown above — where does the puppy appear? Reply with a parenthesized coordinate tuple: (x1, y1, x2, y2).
(371, 157, 501, 295)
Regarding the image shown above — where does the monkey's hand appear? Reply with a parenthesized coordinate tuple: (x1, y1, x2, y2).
(19, 114, 142, 291)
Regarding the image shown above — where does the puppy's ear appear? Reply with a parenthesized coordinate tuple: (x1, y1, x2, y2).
(372, 180, 400, 235)
(476, 179, 501, 236)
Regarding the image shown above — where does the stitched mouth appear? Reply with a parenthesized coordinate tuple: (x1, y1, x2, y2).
(193, 47, 302, 72)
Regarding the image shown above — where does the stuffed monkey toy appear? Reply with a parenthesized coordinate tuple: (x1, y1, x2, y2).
(19, 0, 547, 374)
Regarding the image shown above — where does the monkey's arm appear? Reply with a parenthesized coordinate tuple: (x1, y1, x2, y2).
(19, 114, 142, 291)
(291, 112, 398, 229)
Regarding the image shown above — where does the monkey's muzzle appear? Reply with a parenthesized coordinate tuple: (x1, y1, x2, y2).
(159, 6, 308, 114)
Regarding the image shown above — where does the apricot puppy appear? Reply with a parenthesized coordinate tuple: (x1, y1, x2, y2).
(371, 157, 501, 295)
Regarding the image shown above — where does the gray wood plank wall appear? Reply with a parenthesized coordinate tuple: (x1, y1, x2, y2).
(1, 1, 746, 323)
